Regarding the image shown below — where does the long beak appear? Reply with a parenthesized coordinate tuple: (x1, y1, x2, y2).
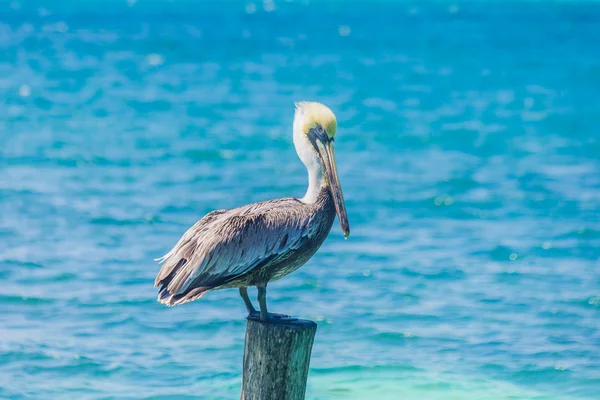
(319, 140, 350, 238)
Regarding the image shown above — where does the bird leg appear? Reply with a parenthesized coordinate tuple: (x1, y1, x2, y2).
(249, 285, 292, 322)
(257, 285, 269, 321)
(239, 287, 256, 315)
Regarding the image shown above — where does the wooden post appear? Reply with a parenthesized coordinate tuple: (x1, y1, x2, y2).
(241, 316, 317, 400)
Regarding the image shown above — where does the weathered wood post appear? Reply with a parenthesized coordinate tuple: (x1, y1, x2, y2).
(241, 316, 318, 400)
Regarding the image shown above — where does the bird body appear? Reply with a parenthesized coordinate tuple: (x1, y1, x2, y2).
(155, 102, 350, 321)
(156, 189, 335, 305)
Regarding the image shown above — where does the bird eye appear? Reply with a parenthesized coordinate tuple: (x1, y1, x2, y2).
(307, 124, 329, 143)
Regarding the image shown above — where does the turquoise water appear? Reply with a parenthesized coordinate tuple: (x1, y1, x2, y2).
(1, 0, 600, 399)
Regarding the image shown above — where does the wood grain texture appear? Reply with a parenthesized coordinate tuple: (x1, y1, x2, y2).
(241, 318, 317, 400)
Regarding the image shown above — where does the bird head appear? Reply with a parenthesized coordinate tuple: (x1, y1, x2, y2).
(293, 102, 350, 238)
(294, 101, 337, 140)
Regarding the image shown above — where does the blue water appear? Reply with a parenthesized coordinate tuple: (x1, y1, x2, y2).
(1, 0, 599, 399)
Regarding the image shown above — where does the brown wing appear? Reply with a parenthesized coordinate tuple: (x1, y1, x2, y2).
(154, 198, 315, 306)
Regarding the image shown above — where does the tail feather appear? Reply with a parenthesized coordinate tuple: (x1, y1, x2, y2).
(154, 257, 187, 288)
(157, 285, 210, 306)
(155, 256, 213, 306)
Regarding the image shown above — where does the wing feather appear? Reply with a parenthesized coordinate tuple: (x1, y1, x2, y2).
(155, 198, 312, 305)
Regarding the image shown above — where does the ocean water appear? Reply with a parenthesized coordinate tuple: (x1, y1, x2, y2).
(1, 0, 599, 399)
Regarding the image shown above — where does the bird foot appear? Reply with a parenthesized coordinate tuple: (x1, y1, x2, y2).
(247, 312, 295, 323)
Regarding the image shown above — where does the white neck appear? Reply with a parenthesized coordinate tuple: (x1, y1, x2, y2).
(293, 122, 326, 204)
(302, 157, 324, 204)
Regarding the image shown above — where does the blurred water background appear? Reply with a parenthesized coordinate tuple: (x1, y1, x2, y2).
(1, 0, 600, 399)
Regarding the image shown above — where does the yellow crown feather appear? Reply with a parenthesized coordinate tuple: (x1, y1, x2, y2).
(295, 102, 337, 138)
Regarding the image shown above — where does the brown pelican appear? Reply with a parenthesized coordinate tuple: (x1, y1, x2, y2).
(154, 102, 350, 322)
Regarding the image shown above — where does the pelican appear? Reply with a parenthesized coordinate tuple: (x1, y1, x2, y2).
(154, 102, 350, 321)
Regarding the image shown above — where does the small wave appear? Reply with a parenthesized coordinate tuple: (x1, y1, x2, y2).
(402, 267, 467, 281)
(0, 294, 54, 305)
